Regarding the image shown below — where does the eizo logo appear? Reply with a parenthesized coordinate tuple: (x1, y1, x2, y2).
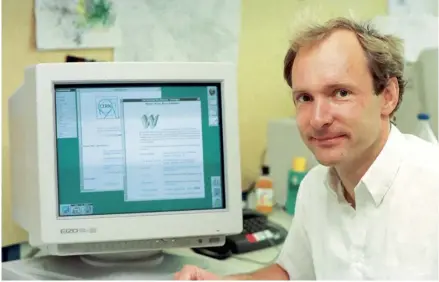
(60, 228, 96, 234)
(61, 229, 78, 234)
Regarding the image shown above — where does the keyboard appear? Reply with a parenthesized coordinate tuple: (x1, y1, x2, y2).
(226, 210, 288, 254)
(192, 209, 288, 259)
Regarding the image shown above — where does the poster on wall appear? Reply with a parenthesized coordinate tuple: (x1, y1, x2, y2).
(387, 0, 438, 16)
(34, 0, 121, 50)
(112, 0, 241, 64)
(372, 15, 438, 62)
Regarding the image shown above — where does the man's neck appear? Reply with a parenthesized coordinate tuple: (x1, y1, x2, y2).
(335, 123, 391, 206)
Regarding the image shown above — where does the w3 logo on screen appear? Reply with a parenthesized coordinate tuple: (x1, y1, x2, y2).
(141, 114, 160, 129)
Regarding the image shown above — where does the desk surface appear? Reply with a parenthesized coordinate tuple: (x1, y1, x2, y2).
(2, 208, 292, 280)
(169, 208, 292, 276)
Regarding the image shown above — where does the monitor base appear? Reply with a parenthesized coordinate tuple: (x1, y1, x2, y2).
(2, 252, 209, 280)
(80, 250, 165, 268)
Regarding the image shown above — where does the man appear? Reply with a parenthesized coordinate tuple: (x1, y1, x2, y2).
(175, 17, 439, 280)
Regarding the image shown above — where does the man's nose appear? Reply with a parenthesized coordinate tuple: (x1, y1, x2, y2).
(309, 99, 333, 129)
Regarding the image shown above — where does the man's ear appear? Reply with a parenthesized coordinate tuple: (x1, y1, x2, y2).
(381, 77, 399, 117)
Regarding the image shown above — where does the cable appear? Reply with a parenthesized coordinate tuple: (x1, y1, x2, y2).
(232, 236, 282, 266)
(236, 146, 285, 266)
(260, 147, 267, 168)
(23, 247, 40, 259)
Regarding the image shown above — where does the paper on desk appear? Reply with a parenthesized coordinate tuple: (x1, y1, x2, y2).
(112, 0, 241, 63)
(371, 15, 438, 62)
(34, 0, 122, 50)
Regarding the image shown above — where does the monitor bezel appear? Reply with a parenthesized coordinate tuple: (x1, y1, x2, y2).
(35, 62, 242, 245)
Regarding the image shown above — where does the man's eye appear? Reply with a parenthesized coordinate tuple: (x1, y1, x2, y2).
(335, 89, 350, 98)
(297, 94, 312, 103)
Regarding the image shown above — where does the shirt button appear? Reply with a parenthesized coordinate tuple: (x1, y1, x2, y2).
(352, 251, 364, 261)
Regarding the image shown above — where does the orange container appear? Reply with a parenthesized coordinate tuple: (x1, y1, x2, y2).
(255, 166, 273, 214)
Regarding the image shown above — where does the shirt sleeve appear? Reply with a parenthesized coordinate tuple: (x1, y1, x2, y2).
(276, 182, 315, 280)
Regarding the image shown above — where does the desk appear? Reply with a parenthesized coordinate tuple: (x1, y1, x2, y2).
(2, 208, 292, 280)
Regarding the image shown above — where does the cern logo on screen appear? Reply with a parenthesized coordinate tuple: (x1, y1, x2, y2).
(96, 97, 119, 119)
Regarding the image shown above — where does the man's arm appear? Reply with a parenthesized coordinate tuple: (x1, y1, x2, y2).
(175, 263, 289, 280)
(176, 177, 315, 281)
(225, 263, 289, 280)
(227, 179, 314, 281)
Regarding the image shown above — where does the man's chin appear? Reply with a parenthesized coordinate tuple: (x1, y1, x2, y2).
(312, 151, 345, 167)
(314, 158, 340, 167)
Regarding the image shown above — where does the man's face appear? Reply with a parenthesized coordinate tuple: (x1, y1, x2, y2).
(291, 30, 389, 167)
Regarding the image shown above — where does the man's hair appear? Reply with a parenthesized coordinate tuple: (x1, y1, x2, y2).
(283, 17, 407, 117)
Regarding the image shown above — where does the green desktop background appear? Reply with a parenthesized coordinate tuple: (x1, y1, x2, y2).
(55, 83, 224, 217)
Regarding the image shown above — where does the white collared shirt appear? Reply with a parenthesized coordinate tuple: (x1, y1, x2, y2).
(277, 125, 439, 280)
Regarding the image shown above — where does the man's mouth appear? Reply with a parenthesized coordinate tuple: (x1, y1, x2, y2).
(309, 134, 347, 145)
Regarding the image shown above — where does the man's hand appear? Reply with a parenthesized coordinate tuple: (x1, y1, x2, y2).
(174, 263, 288, 280)
(174, 265, 221, 280)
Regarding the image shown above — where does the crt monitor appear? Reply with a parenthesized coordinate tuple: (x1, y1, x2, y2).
(8, 62, 242, 261)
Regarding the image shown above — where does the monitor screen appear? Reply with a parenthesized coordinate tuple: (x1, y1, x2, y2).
(54, 82, 225, 217)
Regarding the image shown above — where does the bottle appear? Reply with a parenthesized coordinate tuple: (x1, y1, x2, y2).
(414, 113, 438, 144)
(255, 165, 274, 214)
(285, 157, 307, 215)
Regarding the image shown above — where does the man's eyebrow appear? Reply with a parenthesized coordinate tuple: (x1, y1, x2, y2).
(292, 82, 357, 96)
(322, 82, 356, 91)
(292, 89, 308, 96)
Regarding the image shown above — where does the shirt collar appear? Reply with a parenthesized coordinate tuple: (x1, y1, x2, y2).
(325, 124, 405, 206)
